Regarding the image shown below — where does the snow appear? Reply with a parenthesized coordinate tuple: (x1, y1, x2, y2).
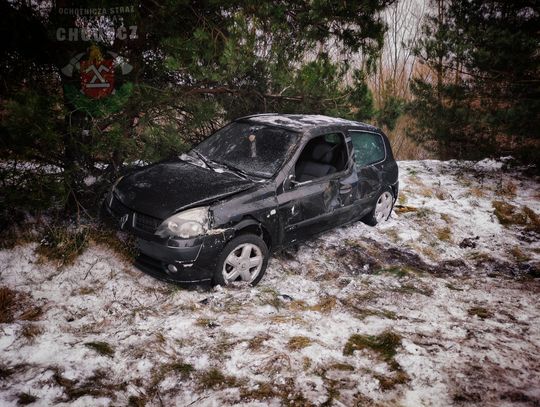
(1, 158, 539, 406)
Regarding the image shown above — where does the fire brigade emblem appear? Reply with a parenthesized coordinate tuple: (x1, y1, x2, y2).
(61, 45, 132, 100)
(79, 45, 115, 99)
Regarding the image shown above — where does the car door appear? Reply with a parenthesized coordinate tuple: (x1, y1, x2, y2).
(348, 130, 387, 216)
(277, 176, 341, 244)
(277, 133, 347, 245)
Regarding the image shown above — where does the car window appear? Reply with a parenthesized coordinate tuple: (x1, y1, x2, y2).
(193, 122, 299, 178)
(349, 131, 385, 167)
(294, 133, 348, 182)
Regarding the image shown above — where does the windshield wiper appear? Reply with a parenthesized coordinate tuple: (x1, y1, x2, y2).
(191, 150, 215, 170)
(212, 161, 251, 180)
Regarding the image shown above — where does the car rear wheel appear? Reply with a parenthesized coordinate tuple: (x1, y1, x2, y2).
(213, 234, 269, 287)
(363, 188, 394, 226)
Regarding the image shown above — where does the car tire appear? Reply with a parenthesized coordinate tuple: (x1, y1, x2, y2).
(212, 234, 269, 287)
(362, 187, 395, 226)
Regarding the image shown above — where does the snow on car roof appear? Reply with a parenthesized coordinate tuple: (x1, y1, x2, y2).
(237, 113, 379, 131)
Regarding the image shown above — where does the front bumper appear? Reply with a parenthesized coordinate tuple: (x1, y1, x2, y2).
(102, 193, 233, 283)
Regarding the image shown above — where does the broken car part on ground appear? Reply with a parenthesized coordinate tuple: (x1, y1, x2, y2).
(104, 114, 399, 286)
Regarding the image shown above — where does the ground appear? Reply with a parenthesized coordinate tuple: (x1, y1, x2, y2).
(0, 159, 539, 407)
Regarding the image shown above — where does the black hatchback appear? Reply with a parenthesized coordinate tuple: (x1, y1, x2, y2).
(104, 114, 399, 286)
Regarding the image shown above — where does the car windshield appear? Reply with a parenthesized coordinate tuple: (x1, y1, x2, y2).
(192, 122, 299, 178)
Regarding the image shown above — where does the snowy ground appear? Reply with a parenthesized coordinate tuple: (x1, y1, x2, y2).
(1, 159, 539, 406)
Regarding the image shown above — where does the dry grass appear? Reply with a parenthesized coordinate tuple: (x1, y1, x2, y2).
(492, 201, 540, 232)
(469, 187, 485, 198)
(247, 333, 271, 351)
(510, 246, 530, 262)
(468, 306, 492, 319)
(36, 225, 89, 267)
(343, 331, 401, 359)
(21, 324, 43, 342)
(287, 336, 312, 350)
(436, 227, 452, 242)
(89, 227, 137, 263)
(500, 181, 517, 198)
(84, 341, 115, 357)
(17, 392, 37, 405)
(0, 287, 17, 323)
(197, 368, 240, 390)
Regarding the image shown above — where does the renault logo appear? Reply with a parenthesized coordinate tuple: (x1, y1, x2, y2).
(119, 214, 129, 230)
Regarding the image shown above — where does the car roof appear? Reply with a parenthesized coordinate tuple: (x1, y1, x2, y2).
(235, 113, 380, 133)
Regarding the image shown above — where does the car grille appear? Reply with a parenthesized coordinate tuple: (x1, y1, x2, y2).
(109, 194, 161, 233)
(134, 212, 161, 233)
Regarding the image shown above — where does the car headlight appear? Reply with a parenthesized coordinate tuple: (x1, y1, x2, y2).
(155, 207, 209, 239)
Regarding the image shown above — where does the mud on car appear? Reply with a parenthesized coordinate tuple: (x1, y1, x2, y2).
(104, 114, 399, 286)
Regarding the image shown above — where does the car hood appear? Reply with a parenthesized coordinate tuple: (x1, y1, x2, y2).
(114, 159, 256, 219)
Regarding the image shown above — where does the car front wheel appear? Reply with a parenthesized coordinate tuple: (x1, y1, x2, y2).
(213, 234, 269, 286)
(363, 188, 395, 226)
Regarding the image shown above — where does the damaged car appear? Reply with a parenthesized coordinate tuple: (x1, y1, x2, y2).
(104, 114, 399, 286)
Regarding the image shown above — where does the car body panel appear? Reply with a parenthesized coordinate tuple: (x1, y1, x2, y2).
(104, 114, 399, 283)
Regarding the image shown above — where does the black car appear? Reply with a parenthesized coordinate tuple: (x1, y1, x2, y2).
(104, 114, 399, 286)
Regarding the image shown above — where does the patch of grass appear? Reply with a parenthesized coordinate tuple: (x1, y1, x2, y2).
(128, 395, 146, 407)
(309, 296, 337, 313)
(440, 213, 453, 224)
(355, 308, 398, 320)
(194, 317, 219, 328)
(329, 362, 355, 371)
(197, 368, 239, 390)
(374, 267, 411, 278)
(343, 331, 409, 390)
(468, 306, 492, 319)
(393, 283, 433, 297)
(287, 336, 312, 350)
(240, 382, 279, 401)
(84, 341, 114, 357)
(375, 368, 410, 391)
(0, 286, 17, 323)
(343, 331, 402, 360)
(469, 187, 485, 198)
(20, 306, 43, 321)
(36, 225, 89, 267)
(436, 226, 452, 242)
(17, 392, 37, 405)
(152, 361, 194, 386)
(21, 324, 43, 342)
(446, 283, 464, 291)
(257, 286, 282, 310)
(492, 201, 540, 232)
(398, 193, 407, 205)
(510, 246, 530, 262)
(247, 333, 271, 351)
(89, 227, 137, 263)
(500, 181, 517, 198)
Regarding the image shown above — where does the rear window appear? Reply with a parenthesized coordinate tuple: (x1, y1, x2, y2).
(349, 131, 385, 167)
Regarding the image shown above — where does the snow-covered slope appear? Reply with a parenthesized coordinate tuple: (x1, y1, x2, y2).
(1, 159, 539, 406)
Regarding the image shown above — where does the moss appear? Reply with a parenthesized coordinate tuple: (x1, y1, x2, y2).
(84, 341, 115, 357)
(343, 331, 401, 361)
(287, 336, 312, 350)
